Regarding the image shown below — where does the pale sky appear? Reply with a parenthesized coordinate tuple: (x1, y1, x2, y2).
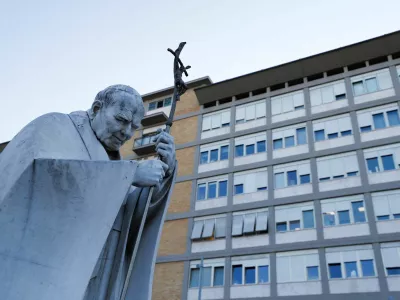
(1, 0, 399, 143)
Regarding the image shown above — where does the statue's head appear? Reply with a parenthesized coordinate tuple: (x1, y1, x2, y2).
(88, 84, 145, 151)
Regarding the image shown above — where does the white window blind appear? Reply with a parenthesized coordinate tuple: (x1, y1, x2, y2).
(202, 116, 211, 131)
(255, 212, 268, 231)
(256, 102, 266, 118)
(202, 220, 215, 238)
(192, 221, 204, 239)
(246, 105, 256, 120)
(211, 114, 220, 129)
(232, 215, 244, 236)
(221, 111, 230, 125)
(243, 213, 256, 233)
(236, 106, 245, 121)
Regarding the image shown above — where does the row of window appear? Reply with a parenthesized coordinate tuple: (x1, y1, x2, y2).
(189, 243, 400, 288)
(199, 67, 399, 137)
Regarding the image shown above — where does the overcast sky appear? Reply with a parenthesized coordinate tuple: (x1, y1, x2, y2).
(1, 0, 399, 142)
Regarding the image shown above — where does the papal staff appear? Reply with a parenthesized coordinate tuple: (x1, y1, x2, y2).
(120, 42, 191, 300)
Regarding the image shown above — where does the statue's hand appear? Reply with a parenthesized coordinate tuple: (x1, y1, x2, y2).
(155, 129, 176, 176)
(132, 160, 168, 188)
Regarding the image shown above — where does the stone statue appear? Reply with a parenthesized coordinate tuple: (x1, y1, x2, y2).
(0, 84, 177, 300)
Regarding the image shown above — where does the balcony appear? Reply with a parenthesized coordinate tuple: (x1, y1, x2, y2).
(141, 111, 168, 127)
(133, 134, 157, 155)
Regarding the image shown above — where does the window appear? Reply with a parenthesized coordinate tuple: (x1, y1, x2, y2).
(232, 265, 242, 285)
(245, 267, 256, 284)
(360, 126, 372, 132)
(328, 133, 338, 139)
(303, 210, 315, 228)
(208, 182, 217, 199)
(271, 90, 305, 116)
(338, 210, 351, 225)
(220, 145, 229, 160)
(275, 172, 285, 189)
(289, 220, 300, 231)
(189, 266, 214, 288)
(236, 100, 266, 125)
(310, 80, 347, 108)
(387, 267, 400, 276)
(300, 174, 311, 184)
(373, 113, 386, 129)
(367, 157, 380, 173)
(345, 261, 358, 278)
(202, 109, 230, 132)
(273, 139, 283, 149)
(234, 184, 244, 195)
(377, 215, 390, 221)
(318, 152, 359, 183)
(314, 130, 325, 142)
(329, 263, 342, 279)
(219, 181, 227, 197)
(287, 170, 297, 186)
(232, 211, 268, 236)
(353, 81, 364, 96)
(148, 97, 172, 111)
(210, 149, 219, 162)
(285, 136, 295, 147)
(365, 77, 378, 93)
(258, 265, 269, 283)
(200, 152, 209, 164)
(347, 171, 358, 177)
(307, 266, 319, 280)
(361, 259, 375, 277)
(191, 218, 226, 240)
(276, 222, 287, 232)
(197, 184, 206, 200)
(235, 145, 244, 157)
(387, 110, 400, 126)
(341, 130, 352, 136)
(213, 267, 224, 286)
(296, 127, 307, 145)
(257, 140, 266, 153)
(335, 94, 346, 100)
(324, 213, 335, 226)
(382, 155, 395, 171)
(246, 144, 255, 155)
(395, 214, 400, 219)
(372, 190, 400, 222)
(351, 69, 393, 98)
(352, 201, 367, 223)
(190, 268, 200, 287)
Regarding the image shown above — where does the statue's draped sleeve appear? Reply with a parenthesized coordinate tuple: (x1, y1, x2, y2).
(0, 113, 138, 300)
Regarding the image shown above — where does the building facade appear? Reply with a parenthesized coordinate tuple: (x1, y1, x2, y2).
(120, 31, 400, 300)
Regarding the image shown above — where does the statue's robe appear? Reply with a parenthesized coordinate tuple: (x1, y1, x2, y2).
(0, 111, 176, 300)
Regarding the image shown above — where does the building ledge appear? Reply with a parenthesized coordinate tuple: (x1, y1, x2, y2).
(141, 112, 168, 127)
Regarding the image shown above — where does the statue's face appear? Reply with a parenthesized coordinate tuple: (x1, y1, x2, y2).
(90, 92, 143, 151)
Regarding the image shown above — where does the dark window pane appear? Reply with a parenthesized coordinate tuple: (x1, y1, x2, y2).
(221, 122, 230, 127)
(353, 81, 365, 96)
(236, 119, 244, 124)
(273, 139, 283, 149)
(148, 102, 157, 111)
(234, 184, 244, 195)
(202, 267, 212, 287)
(387, 267, 400, 276)
(235, 145, 244, 157)
(197, 184, 206, 200)
(345, 261, 358, 278)
(210, 149, 219, 162)
(257, 187, 267, 191)
(347, 171, 358, 177)
(300, 174, 311, 184)
(329, 263, 342, 279)
(335, 93, 346, 100)
(294, 105, 305, 110)
(257, 140, 266, 153)
(366, 77, 378, 93)
(360, 125, 372, 132)
(394, 214, 400, 219)
(164, 97, 172, 106)
(287, 170, 297, 186)
(218, 181, 227, 197)
(377, 215, 390, 221)
(245, 267, 256, 284)
(319, 177, 330, 182)
(246, 144, 255, 155)
(328, 133, 339, 139)
(341, 130, 352, 136)
(307, 266, 319, 280)
(276, 222, 287, 232)
(361, 259, 375, 277)
(303, 210, 315, 228)
(208, 182, 217, 199)
(314, 130, 325, 142)
(324, 213, 335, 226)
(289, 220, 300, 231)
(157, 100, 163, 108)
(333, 175, 344, 179)
(373, 113, 386, 129)
(220, 146, 229, 160)
(213, 267, 224, 286)
(382, 154, 395, 171)
(387, 110, 400, 126)
(190, 268, 200, 288)
(367, 157, 380, 173)
(338, 210, 351, 224)
(232, 265, 243, 285)
(200, 151, 209, 164)
(285, 136, 295, 147)
(258, 265, 269, 283)
(296, 127, 307, 145)
(352, 201, 366, 223)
